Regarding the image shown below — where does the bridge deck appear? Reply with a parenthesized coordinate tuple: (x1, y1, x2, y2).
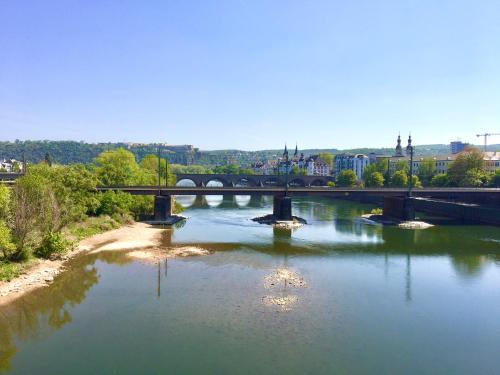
(96, 186, 500, 197)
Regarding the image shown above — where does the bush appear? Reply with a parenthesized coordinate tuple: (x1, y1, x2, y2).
(327, 181, 335, 187)
(370, 208, 383, 215)
(337, 170, 357, 187)
(365, 171, 384, 187)
(431, 173, 449, 187)
(0, 221, 16, 260)
(35, 232, 72, 259)
(391, 170, 408, 187)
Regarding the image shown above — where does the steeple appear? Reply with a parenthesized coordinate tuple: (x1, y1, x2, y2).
(406, 133, 412, 156)
(283, 144, 289, 160)
(294, 143, 298, 157)
(395, 133, 403, 157)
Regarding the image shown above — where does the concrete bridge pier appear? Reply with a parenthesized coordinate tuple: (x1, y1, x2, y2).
(273, 195, 293, 221)
(154, 195, 173, 221)
(383, 196, 415, 221)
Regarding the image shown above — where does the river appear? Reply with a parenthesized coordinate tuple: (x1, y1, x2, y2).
(1, 196, 500, 374)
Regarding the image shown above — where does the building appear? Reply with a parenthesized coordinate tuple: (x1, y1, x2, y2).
(335, 154, 369, 180)
(394, 134, 404, 157)
(451, 141, 469, 154)
(305, 155, 331, 176)
(0, 159, 23, 173)
(484, 151, 500, 173)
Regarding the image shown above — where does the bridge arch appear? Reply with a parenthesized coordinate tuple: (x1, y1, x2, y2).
(289, 178, 306, 187)
(176, 178, 197, 187)
(205, 178, 231, 187)
(262, 177, 280, 186)
(310, 178, 326, 187)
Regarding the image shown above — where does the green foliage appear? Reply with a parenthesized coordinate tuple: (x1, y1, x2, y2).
(319, 153, 334, 168)
(66, 215, 129, 241)
(492, 170, 500, 187)
(327, 181, 336, 187)
(370, 208, 383, 215)
(35, 231, 72, 259)
(411, 175, 422, 188)
(447, 147, 485, 186)
(395, 160, 409, 173)
(95, 148, 140, 186)
(460, 168, 491, 187)
(418, 158, 436, 186)
(96, 191, 135, 216)
(431, 173, 449, 187)
(364, 171, 385, 187)
(336, 170, 357, 187)
(0, 260, 25, 281)
(11, 161, 21, 173)
(239, 168, 255, 175)
(0, 184, 11, 220)
(391, 170, 408, 187)
(213, 164, 241, 174)
(0, 221, 16, 259)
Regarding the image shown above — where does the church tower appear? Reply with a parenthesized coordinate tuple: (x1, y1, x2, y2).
(394, 134, 403, 157)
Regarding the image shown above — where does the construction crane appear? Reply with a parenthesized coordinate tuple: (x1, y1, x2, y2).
(476, 133, 500, 152)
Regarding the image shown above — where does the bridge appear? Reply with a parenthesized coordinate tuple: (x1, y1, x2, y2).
(97, 186, 500, 225)
(175, 174, 335, 187)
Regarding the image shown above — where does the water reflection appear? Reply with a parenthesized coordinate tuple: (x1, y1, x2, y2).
(1, 198, 499, 373)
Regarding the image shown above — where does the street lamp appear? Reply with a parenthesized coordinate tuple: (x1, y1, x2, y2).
(283, 145, 290, 196)
(406, 134, 414, 197)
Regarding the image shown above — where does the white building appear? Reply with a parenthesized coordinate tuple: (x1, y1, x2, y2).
(305, 155, 331, 176)
(335, 154, 369, 180)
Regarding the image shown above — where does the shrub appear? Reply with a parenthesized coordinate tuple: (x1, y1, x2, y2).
(35, 232, 72, 259)
(370, 208, 383, 215)
(327, 181, 336, 187)
(337, 170, 357, 187)
(391, 170, 408, 187)
(431, 173, 449, 187)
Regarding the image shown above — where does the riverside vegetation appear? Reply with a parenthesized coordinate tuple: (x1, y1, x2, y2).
(0, 148, 181, 281)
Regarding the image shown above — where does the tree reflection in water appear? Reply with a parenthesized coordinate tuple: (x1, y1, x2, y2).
(0, 250, 132, 372)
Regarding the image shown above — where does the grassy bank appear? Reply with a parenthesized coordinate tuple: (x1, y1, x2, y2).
(0, 215, 131, 282)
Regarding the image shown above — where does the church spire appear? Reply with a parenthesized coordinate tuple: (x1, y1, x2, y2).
(395, 133, 403, 157)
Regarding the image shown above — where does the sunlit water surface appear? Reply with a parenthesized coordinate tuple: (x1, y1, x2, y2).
(1, 197, 500, 374)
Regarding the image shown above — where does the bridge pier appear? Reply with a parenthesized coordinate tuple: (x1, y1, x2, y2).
(154, 195, 173, 221)
(383, 197, 415, 221)
(273, 195, 293, 221)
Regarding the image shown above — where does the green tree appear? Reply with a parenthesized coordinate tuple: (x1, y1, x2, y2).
(391, 170, 408, 187)
(337, 170, 357, 187)
(319, 153, 334, 169)
(460, 168, 491, 187)
(492, 170, 500, 187)
(431, 173, 449, 187)
(239, 168, 255, 175)
(447, 147, 485, 186)
(44, 152, 53, 167)
(418, 158, 436, 186)
(411, 175, 422, 188)
(11, 161, 21, 173)
(365, 171, 385, 187)
(395, 160, 409, 173)
(95, 148, 140, 186)
(0, 221, 15, 259)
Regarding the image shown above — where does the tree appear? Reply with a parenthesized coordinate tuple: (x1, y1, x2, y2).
(447, 147, 485, 186)
(365, 171, 385, 187)
(460, 168, 491, 187)
(95, 148, 140, 186)
(411, 175, 422, 188)
(418, 158, 436, 186)
(239, 168, 255, 175)
(11, 161, 21, 173)
(337, 170, 357, 187)
(319, 153, 334, 169)
(395, 160, 409, 173)
(492, 170, 500, 187)
(431, 173, 449, 187)
(44, 152, 53, 167)
(391, 170, 408, 187)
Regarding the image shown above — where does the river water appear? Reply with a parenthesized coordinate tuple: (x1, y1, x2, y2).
(1, 196, 500, 374)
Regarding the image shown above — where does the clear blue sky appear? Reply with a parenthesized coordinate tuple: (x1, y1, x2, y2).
(1, 0, 499, 150)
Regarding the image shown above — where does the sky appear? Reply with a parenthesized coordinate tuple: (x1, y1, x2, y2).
(1, 0, 500, 150)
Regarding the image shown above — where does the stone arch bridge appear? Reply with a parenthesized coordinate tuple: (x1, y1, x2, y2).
(175, 174, 334, 187)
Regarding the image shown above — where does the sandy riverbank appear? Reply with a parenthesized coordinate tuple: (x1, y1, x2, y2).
(0, 222, 208, 306)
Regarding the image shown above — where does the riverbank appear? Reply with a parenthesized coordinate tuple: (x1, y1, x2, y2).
(0, 222, 171, 305)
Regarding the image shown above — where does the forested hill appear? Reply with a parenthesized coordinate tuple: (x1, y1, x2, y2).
(0, 140, 498, 166)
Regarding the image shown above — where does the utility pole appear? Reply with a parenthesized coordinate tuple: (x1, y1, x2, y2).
(157, 146, 161, 194)
(406, 134, 414, 198)
(476, 133, 500, 152)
